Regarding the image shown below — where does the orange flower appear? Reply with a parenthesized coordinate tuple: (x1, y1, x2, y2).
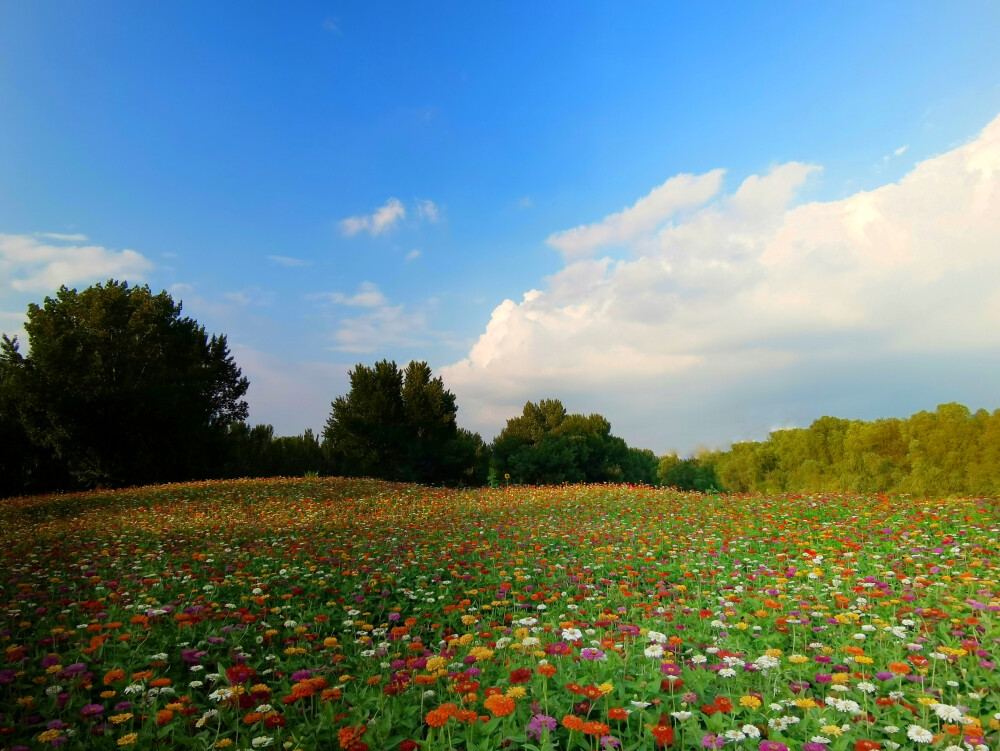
(584, 685, 602, 700)
(583, 721, 611, 737)
(243, 712, 263, 725)
(337, 725, 366, 749)
(483, 694, 515, 717)
(103, 669, 126, 686)
(537, 664, 557, 678)
(149, 678, 172, 688)
(156, 709, 174, 726)
(425, 708, 450, 728)
(608, 707, 629, 721)
(562, 714, 585, 732)
(887, 662, 911, 675)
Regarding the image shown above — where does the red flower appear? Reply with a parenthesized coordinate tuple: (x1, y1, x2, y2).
(509, 668, 532, 684)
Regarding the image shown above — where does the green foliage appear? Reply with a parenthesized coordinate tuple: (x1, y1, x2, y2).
(490, 398, 656, 485)
(713, 402, 1000, 497)
(322, 360, 486, 485)
(1, 280, 248, 490)
(222, 425, 326, 479)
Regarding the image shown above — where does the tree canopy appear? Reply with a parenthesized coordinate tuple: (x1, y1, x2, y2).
(490, 398, 657, 485)
(0, 280, 248, 489)
(322, 360, 487, 485)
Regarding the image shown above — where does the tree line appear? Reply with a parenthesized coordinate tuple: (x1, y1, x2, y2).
(2, 281, 998, 498)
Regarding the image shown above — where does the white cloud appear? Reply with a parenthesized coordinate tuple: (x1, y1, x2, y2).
(339, 198, 406, 236)
(417, 199, 440, 223)
(517, 196, 533, 210)
(0, 233, 153, 292)
(546, 169, 726, 260)
(443, 113, 1000, 452)
(406, 249, 421, 262)
(232, 344, 349, 436)
(37, 232, 87, 242)
(316, 281, 387, 308)
(267, 254, 310, 267)
(331, 304, 431, 353)
(894, 145, 909, 157)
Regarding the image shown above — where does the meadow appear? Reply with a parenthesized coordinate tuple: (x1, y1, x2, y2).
(1, 479, 998, 751)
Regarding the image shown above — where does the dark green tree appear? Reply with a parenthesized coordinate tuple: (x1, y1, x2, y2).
(323, 360, 484, 485)
(0, 280, 248, 489)
(491, 399, 655, 485)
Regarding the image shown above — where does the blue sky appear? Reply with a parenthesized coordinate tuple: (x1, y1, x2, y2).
(2, 2, 1000, 453)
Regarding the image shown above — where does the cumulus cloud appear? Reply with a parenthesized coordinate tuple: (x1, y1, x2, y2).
(331, 304, 432, 353)
(0, 233, 153, 292)
(339, 198, 406, 236)
(443, 113, 1000, 452)
(546, 169, 726, 259)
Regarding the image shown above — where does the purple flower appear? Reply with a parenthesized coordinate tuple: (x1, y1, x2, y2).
(80, 704, 104, 717)
(526, 713, 557, 741)
(759, 743, 789, 751)
(661, 663, 682, 676)
(600, 735, 621, 749)
(701, 734, 725, 749)
(814, 673, 832, 683)
(802, 744, 826, 751)
(63, 663, 87, 676)
(114, 702, 132, 712)
(581, 648, 606, 661)
(290, 670, 312, 682)
(387, 612, 401, 621)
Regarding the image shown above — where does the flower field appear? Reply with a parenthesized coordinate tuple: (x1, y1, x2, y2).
(1, 479, 999, 751)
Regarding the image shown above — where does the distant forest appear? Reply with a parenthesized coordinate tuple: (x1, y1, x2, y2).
(2, 281, 998, 499)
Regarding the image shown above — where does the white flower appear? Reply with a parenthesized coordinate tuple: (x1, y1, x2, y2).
(883, 726, 899, 734)
(644, 644, 665, 659)
(671, 711, 691, 721)
(123, 683, 144, 695)
(810, 736, 831, 744)
(718, 668, 737, 678)
(630, 700, 650, 709)
(741, 724, 760, 738)
(856, 681, 876, 693)
(251, 736, 273, 748)
(930, 703, 965, 723)
(561, 628, 582, 641)
(723, 730, 746, 741)
(906, 725, 934, 743)
(45, 686, 63, 696)
(190, 664, 204, 672)
(691, 655, 707, 664)
(255, 704, 273, 713)
(647, 630, 668, 644)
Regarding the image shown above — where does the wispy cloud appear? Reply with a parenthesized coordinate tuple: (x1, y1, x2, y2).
(894, 145, 909, 157)
(406, 249, 421, 262)
(517, 196, 533, 210)
(37, 232, 87, 242)
(417, 199, 440, 223)
(0, 233, 153, 292)
(313, 281, 387, 308)
(267, 254, 310, 267)
(339, 198, 406, 237)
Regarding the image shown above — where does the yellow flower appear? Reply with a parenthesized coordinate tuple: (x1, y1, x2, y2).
(764, 649, 782, 658)
(830, 673, 850, 685)
(598, 682, 614, 696)
(118, 733, 139, 746)
(461, 615, 477, 626)
(425, 657, 447, 672)
(794, 698, 818, 710)
(110, 713, 134, 724)
(854, 655, 874, 665)
(38, 730, 62, 742)
(505, 686, 527, 699)
(819, 725, 843, 736)
(323, 637, 339, 648)
(739, 695, 762, 709)
(100, 690, 117, 699)
(787, 655, 808, 664)
(214, 740, 233, 748)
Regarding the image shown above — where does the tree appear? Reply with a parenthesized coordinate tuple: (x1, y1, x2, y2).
(0, 280, 248, 489)
(491, 398, 654, 485)
(323, 359, 484, 485)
